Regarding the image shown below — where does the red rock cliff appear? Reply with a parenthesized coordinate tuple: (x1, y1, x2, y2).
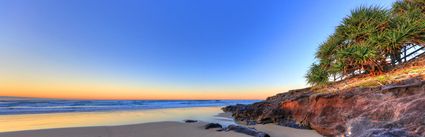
(223, 57, 425, 137)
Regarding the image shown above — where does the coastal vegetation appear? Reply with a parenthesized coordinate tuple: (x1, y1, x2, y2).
(306, 0, 425, 86)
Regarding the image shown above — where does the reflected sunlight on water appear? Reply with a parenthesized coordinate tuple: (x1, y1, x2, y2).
(0, 107, 233, 132)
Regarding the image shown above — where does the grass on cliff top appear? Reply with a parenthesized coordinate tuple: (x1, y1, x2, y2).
(313, 66, 425, 93)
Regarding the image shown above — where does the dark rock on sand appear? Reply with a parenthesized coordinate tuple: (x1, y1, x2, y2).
(205, 123, 222, 129)
(184, 120, 198, 123)
(225, 125, 270, 137)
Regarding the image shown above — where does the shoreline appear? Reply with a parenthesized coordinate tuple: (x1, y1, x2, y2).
(0, 106, 322, 137)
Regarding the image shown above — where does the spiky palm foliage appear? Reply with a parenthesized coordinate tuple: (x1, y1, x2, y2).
(380, 17, 422, 51)
(315, 35, 344, 78)
(306, 0, 425, 86)
(329, 6, 388, 75)
(316, 35, 343, 60)
(392, 0, 425, 17)
(391, 0, 425, 46)
(336, 6, 389, 44)
(305, 63, 329, 86)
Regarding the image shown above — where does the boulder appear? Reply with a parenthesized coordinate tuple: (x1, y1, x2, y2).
(205, 123, 222, 129)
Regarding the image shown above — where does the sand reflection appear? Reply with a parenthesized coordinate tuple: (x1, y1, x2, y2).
(0, 107, 230, 132)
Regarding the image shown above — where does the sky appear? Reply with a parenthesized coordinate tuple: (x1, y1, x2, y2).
(0, 0, 395, 100)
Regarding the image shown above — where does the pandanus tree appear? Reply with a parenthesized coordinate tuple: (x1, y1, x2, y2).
(336, 6, 389, 74)
(306, 0, 425, 86)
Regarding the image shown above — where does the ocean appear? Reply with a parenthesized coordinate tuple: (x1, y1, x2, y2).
(0, 99, 258, 115)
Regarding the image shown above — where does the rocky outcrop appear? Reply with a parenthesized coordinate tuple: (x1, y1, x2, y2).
(223, 78, 425, 137)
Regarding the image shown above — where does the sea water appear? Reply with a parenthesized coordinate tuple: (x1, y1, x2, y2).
(0, 99, 257, 115)
(0, 99, 258, 132)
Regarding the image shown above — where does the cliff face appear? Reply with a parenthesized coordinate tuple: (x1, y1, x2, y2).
(224, 79, 425, 137)
(223, 57, 425, 137)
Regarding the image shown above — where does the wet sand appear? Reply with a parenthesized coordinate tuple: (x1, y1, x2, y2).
(0, 107, 231, 132)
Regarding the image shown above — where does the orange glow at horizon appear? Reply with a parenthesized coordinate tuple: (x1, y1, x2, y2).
(0, 78, 293, 100)
(0, 68, 300, 100)
(1, 85, 290, 100)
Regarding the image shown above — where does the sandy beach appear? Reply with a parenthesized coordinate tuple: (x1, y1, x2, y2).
(0, 121, 322, 137)
(0, 107, 322, 137)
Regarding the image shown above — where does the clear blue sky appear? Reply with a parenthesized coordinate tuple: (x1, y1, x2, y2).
(0, 0, 395, 99)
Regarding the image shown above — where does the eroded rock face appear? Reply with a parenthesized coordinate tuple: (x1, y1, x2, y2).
(223, 80, 425, 137)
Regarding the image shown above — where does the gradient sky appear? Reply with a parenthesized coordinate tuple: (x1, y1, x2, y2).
(0, 0, 395, 100)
